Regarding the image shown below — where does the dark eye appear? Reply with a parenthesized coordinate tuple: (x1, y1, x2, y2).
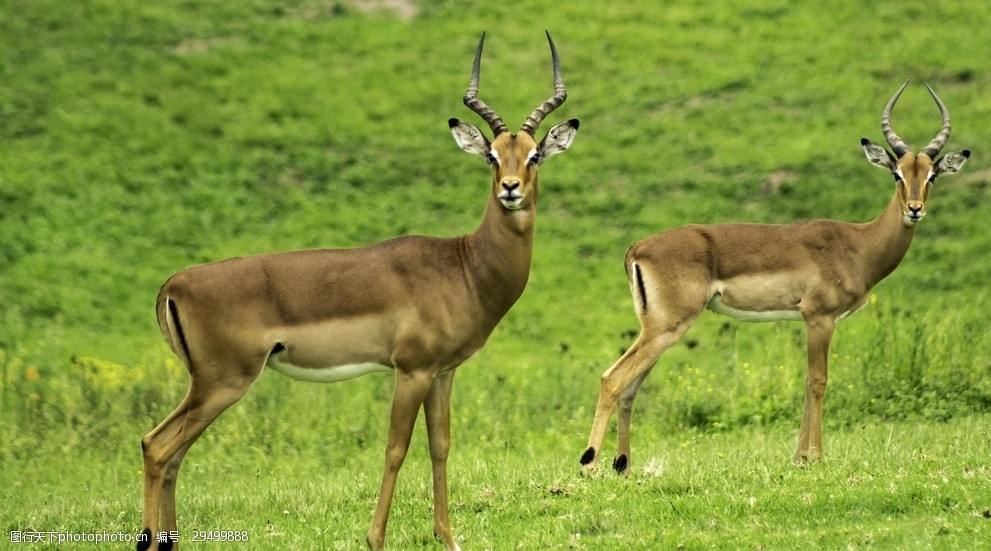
(528, 152, 541, 165)
(485, 153, 497, 165)
(892, 172, 902, 182)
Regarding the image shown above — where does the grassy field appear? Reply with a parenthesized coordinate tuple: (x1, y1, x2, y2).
(3, 0, 991, 549)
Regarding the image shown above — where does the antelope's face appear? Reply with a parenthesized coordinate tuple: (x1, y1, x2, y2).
(449, 32, 579, 212)
(861, 82, 970, 227)
(893, 152, 935, 224)
(450, 118, 579, 212)
(489, 132, 540, 210)
(862, 144, 970, 226)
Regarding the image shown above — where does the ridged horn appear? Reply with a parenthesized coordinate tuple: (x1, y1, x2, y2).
(921, 82, 952, 159)
(521, 30, 568, 137)
(462, 32, 508, 137)
(881, 80, 910, 158)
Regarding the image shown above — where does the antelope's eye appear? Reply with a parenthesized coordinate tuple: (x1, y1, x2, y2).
(528, 152, 541, 165)
(892, 169, 904, 182)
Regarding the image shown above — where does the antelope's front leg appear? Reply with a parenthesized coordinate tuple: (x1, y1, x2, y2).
(795, 317, 835, 463)
(367, 369, 433, 550)
(423, 370, 460, 551)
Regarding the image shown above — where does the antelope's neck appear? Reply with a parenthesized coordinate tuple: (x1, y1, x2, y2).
(461, 199, 536, 314)
(860, 191, 917, 287)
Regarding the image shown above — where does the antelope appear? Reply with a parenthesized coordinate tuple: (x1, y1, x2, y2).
(138, 32, 578, 551)
(579, 82, 969, 476)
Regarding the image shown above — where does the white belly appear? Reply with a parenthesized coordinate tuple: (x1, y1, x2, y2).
(266, 356, 392, 383)
(706, 293, 803, 322)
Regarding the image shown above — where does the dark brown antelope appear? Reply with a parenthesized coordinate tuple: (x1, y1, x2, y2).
(580, 82, 968, 476)
(139, 32, 578, 550)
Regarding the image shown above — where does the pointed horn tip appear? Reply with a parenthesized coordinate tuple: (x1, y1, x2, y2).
(886, 81, 909, 102)
(470, 32, 486, 63)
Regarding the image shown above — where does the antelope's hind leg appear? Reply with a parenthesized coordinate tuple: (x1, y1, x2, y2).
(580, 330, 685, 476)
(580, 260, 708, 476)
(613, 364, 655, 474)
(139, 367, 258, 550)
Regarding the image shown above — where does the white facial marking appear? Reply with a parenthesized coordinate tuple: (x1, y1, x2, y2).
(903, 213, 922, 226)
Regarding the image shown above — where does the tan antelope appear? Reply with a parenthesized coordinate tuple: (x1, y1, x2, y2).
(579, 82, 969, 475)
(138, 32, 578, 551)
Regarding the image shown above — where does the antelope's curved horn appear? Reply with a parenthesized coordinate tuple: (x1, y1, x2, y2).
(921, 83, 952, 159)
(462, 32, 508, 137)
(881, 80, 910, 158)
(521, 31, 568, 137)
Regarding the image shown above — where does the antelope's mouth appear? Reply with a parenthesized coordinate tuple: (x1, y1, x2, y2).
(904, 212, 925, 225)
(499, 191, 524, 210)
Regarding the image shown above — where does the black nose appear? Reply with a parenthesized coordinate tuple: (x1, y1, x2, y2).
(502, 181, 520, 191)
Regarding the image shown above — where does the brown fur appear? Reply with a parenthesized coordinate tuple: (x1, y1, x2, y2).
(139, 35, 578, 551)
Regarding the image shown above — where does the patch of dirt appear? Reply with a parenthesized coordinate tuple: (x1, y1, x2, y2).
(762, 170, 797, 194)
(351, 0, 418, 20)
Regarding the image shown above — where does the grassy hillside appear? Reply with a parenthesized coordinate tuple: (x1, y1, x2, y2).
(3, 0, 991, 548)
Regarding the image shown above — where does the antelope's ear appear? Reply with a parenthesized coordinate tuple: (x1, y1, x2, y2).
(537, 118, 579, 164)
(861, 138, 897, 171)
(935, 150, 971, 176)
(449, 118, 490, 157)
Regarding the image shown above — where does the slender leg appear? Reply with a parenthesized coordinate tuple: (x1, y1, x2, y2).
(140, 375, 255, 550)
(613, 364, 655, 474)
(582, 259, 710, 475)
(581, 329, 684, 476)
(367, 369, 434, 551)
(158, 441, 194, 538)
(794, 316, 834, 463)
(423, 370, 460, 551)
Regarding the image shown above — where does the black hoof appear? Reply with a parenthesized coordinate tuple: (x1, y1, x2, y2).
(580, 446, 596, 465)
(137, 528, 151, 551)
(612, 453, 628, 473)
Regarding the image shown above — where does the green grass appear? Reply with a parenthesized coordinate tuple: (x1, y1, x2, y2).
(5, 413, 991, 549)
(3, 0, 991, 549)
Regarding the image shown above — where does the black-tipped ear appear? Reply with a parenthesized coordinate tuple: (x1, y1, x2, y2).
(935, 150, 970, 175)
(450, 119, 490, 156)
(536, 119, 579, 164)
(448, 118, 460, 129)
(862, 138, 897, 170)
